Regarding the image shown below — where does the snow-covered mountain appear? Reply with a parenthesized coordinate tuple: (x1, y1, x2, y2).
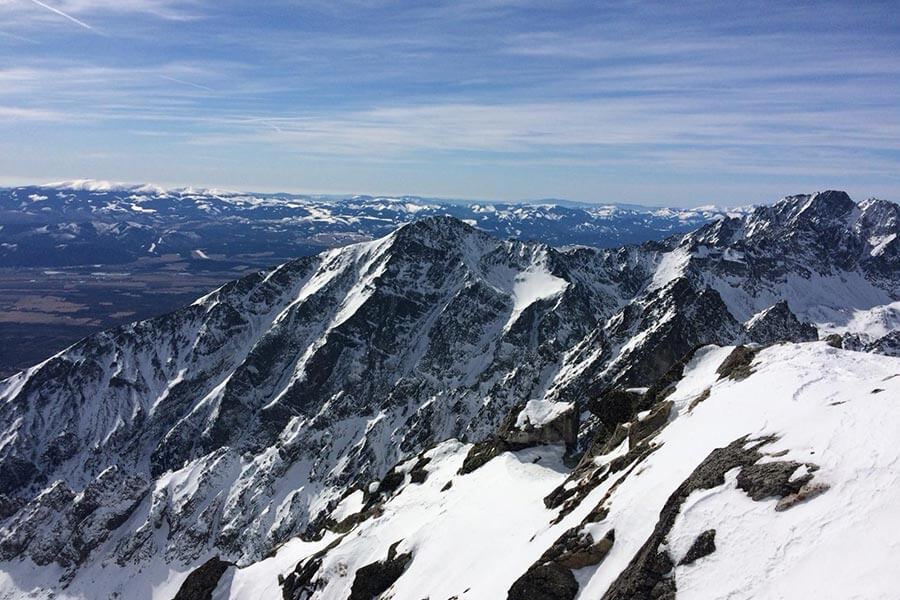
(0, 190, 898, 599)
(0, 181, 736, 267)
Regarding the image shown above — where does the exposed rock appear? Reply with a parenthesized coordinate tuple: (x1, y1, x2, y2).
(687, 387, 711, 411)
(641, 346, 703, 406)
(601, 436, 777, 600)
(348, 541, 412, 600)
(775, 482, 831, 512)
(736, 461, 812, 501)
(610, 283, 744, 389)
(716, 346, 758, 380)
(377, 469, 405, 497)
(549, 438, 659, 523)
(628, 401, 673, 447)
(328, 506, 383, 535)
(282, 536, 344, 600)
(599, 423, 631, 455)
(507, 563, 579, 600)
(575, 423, 631, 472)
(409, 457, 430, 484)
(541, 527, 615, 570)
(0, 457, 38, 495)
(588, 389, 643, 426)
(173, 557, 233, 600)
(500, 401, 579, 452)
(866, 331, 900, 357)
(0, 494, 22, 520)
(745, 301, 818, 345)
(458, 438, 511, 475)
(679, 529, 716, 565)
(824, 333, 843, 349)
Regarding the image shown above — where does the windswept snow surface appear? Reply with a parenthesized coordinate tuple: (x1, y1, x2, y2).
(581, 343, 900, 599)
(127, 342, 900, 600)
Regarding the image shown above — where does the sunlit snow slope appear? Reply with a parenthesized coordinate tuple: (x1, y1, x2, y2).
(211, 342, 899, 600)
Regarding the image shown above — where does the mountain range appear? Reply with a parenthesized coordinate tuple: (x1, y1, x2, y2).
(0, 181, 737, 378)
(0, 181, 736, 267)
(0, 190, 898, 599)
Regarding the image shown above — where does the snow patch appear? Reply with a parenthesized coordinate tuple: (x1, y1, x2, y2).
(649, 247, 690, 291)
(504, 262, 568, 330)
(515, 399, 573, 428)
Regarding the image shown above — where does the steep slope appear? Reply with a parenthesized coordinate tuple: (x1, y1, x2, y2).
(559, 190, 900, 390)
(239, 342, 900, 600)
(0, 182, 737, 379)
(684, 191, 899, 327)
(0, 217, 660, 577)
(5, 342, 897, 599)
(0, 191, 898, 598)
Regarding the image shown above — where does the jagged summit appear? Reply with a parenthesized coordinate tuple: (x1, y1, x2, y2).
(778, 189, 856, 222)
(391, 214, 484, 247)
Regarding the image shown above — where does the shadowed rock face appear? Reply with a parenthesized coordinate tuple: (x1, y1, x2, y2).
(500, 402, 580, 452)
(508, 563, 580, 600)
(746, 301, 818, 345)
(348, 542, 412, 600)
(174, 557, 233, 600)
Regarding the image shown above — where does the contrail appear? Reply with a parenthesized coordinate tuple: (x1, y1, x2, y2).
(159, 75, 215, 93)
(25, 0, 94, 31)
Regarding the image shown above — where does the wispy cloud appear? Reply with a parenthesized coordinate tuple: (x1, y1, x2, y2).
(25, 0, 94, 31)
(0, 105, 63, 120)
(158, 74, 214, 93)
(2, 0, 899, 204)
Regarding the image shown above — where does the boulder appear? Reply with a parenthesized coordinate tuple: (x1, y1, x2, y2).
(679, 529, 716, 565)
(716, 346, 757, 380)
(541, 527, 615, 570)
(736, 461, 812, 501)
(508, 563, 579, 600)
(348, 541, 412, 600)
(174, 557, 233, 600)
(628, 401, 673, 447)
(500, 400, 579, 451)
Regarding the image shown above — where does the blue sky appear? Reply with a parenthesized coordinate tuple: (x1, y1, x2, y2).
(1, 0, 899, 205)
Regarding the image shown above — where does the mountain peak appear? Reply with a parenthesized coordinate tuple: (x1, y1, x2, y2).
(393, 215, 483, 246)
(783, 190, 856, 223)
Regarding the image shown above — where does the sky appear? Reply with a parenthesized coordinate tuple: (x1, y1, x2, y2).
(0, 0, 899, 206)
